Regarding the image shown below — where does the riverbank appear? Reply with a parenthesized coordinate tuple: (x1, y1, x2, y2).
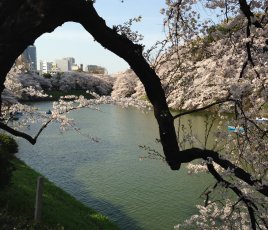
(0, 157, 119, 230)
(19, 89, 95, 102)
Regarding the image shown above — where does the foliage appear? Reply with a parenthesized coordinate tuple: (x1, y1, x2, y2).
(0, 133, 18, 189)
(0, 158, 119, 229)
(45, 89, 94, 101)
(49, 72, 113, 94)
(113, 16, 144, 43)
(158, 1, 268, 229)
(4, 68, 113, 104)
(42, 73, 52, 79)
(111, 69, 139, 98)
(0, 209, 55, 230)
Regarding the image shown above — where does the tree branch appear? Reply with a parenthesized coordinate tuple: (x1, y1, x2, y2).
(238, 0, 263, 28)
(0, 118, 52, 145)
(0, 122, 36, 144)
(66, 0, 181, 169)
(0, 2, 267, 207)
(33, 119, 52, 142)
(174, 148, 268, 197)
(173, 98, 234, 120)
(207, 163, 257, 230)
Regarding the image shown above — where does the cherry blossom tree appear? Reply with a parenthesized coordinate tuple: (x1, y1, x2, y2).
(0, 0, 267, 229)
(111, 69, 139, 99)
(156, 1, 268, 229)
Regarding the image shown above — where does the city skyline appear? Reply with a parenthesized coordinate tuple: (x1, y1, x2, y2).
(33, 1, 220, 74)
(39, 56, 107, 75)
(34, 0, 167, 74)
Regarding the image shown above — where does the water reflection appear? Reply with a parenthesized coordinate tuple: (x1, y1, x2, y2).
(17, 102, 215, 229)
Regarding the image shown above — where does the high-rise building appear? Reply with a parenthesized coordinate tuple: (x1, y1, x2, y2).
(55, 57, 75, 72)
(63, 57, 75, 65)
(22, 45, 37, 71)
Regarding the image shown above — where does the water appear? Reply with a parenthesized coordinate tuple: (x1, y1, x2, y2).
(16, 102, 215, 229)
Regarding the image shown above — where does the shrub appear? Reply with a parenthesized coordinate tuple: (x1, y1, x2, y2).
(43, 73, 52, 79)
(0, 133, 18, 189)
(0, 209, 59, 230)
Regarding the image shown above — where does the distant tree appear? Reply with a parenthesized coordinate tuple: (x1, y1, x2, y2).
(111, 70, 138, 98)
(87, 65, 107, 74)
(0, 0, 267, 229)
(42, 73, 52, 79)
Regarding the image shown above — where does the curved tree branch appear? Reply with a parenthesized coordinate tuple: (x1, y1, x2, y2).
(176, 148, 268, 197)
(207, 163, 257, 230)
(0, 0, 181, 170)
(0, 1, 267, 203)
(0, 119, 52, 145)
(173, 98, 234, 120)
(0, 122, 36, 144)
(65, 0, 181, 169)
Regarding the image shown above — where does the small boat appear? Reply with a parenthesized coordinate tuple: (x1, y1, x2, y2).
(46, 109, 52, 115)
(256, 117, 268, 122)
(227, 126, 244, 133)
(14, 111, 23, 116)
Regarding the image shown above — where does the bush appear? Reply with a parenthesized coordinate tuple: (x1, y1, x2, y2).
(42, 73, 52, 79)
(0, 209, 62, 230)
(0, 209, 60, 230)
(0, 133, 18, 189)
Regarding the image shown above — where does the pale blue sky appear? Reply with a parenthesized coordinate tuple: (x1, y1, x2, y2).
(34, 0, 167, 74)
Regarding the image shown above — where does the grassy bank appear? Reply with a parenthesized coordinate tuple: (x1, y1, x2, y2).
(0, 158, 119, 230)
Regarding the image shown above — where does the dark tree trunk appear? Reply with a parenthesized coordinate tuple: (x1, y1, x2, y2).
(0, 0, 181, 169)
(1, 2, 268, 201)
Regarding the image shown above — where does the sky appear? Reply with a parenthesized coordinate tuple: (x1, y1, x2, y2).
(34, 0, 167, 74)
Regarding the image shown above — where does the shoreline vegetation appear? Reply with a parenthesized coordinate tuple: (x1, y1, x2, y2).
(21, 89, 95, 102)
(0, 157, 119, 230)
(5, 69, 267, 115)
(44, 89, 94, 101)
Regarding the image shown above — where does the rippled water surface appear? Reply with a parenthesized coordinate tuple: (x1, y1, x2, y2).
(17, 102, 214, 229)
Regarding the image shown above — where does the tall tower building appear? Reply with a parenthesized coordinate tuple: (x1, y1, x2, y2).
(22, 45, 37, 71)
(63, 57, 75, 65)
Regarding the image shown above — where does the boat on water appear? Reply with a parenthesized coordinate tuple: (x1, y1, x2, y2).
(10, 111, 23, 120)
(46, 109, 52, 115)
(256, 117, 268, 122)
(227, 126, 244, 133)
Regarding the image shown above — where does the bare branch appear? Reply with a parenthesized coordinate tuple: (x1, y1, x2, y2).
(173, 98, 234, 120)
(174, 148, 268, 197)
(33, 119, 53, 142)
(238, 0, 263, 28)
(0, 116, 53, 145)
(0, 122, 36, 144)
(207, 163, 257, 230)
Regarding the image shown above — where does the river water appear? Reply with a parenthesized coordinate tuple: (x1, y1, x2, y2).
(16, 102, 215, 229)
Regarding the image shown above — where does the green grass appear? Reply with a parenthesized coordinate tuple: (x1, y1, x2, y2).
(0, 158, 119, 230)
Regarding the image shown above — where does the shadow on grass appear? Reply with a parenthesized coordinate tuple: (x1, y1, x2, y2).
(0, 158, 141, 230)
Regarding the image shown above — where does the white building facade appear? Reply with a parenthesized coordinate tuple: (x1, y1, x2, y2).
(54, 57, 75, 72)
(40, 60, 53, 74)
